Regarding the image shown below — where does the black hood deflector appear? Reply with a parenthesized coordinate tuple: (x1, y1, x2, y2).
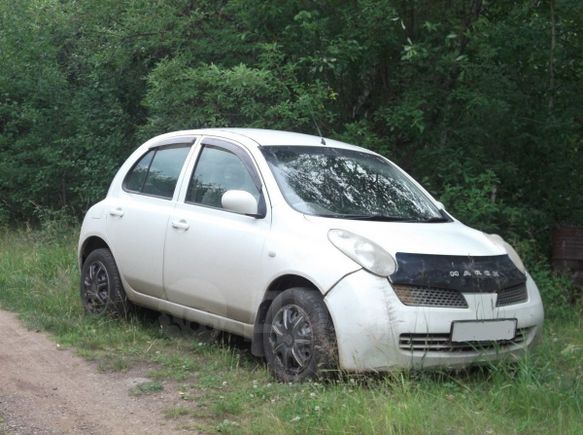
(389, 253, 526, 293)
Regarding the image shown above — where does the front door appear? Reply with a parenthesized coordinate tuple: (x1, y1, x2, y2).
(163, 138, 270, 323)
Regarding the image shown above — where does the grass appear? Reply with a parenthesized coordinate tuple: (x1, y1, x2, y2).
(0, 227, 582, 433)
(164, 406, 192, 419)
(129, 381, 164, 396)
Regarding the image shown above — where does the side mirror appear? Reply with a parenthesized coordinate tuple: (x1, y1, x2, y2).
(221, 190, 259, 216)
(435, 201, 445, 210)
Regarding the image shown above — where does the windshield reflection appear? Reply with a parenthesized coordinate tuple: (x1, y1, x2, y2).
(261, 146, 443, 222)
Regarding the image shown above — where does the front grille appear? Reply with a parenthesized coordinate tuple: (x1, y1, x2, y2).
(392, 285, 468, 308)
(496, 284, 528, 307)
(399, 328, 530, 353)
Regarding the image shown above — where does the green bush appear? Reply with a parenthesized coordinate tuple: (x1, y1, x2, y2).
(530, 264, 581, 321)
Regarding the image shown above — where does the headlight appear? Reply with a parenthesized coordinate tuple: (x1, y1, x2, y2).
(486, 233, 526, 273)
(328, 229, 397, 276)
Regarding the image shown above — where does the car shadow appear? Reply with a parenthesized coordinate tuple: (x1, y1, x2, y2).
(131, 306, 260, 358)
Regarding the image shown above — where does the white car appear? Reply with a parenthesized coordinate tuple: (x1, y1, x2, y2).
(78, 128, 544, 381)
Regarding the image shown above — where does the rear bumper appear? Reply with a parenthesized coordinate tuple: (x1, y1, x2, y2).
(324, 270, 544, 371)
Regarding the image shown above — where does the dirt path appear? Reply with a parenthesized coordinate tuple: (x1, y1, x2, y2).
(0, 310, 192, 434)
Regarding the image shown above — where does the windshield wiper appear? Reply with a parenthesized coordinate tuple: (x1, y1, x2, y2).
(317, 212, 452, 222)
(319, 214, 415, 222)
(418, 216, 450, 223)
(350, 215, 415, 221)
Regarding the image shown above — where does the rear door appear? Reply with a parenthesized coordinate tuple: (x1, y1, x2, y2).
(106, 139, 195, 299)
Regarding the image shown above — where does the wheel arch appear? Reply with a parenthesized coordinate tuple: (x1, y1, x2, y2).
(80, 236, 111, 266)
(251, 274, 323, 357)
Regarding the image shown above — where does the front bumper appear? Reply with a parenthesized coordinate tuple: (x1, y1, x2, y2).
(324, 269, 544, 371)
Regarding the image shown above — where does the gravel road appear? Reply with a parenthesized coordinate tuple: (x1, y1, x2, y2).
(0, 309, 191, 434)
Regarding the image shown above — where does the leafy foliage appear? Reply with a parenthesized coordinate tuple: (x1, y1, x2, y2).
(0, 0, 582, 258)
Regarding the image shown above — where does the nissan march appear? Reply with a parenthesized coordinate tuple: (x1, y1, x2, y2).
(78, 128, 544, 381)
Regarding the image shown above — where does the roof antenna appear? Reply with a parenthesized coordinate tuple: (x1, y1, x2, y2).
(308, 103, 326, 145)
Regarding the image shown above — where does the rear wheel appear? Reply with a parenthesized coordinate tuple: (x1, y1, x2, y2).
(263, 288, 337, 382)
(80, 248, 131, 317)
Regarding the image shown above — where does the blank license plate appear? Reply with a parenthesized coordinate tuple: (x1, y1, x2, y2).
(451, 319, 517, 342)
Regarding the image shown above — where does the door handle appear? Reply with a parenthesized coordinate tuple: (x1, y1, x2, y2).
(171, 219, 190, 231)
(109, 207, 125, 217)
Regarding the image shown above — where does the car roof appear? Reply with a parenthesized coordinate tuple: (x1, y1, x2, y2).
(152, 128, 374, 153)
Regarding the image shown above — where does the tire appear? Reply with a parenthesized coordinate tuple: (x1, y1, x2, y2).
(80, 248, 132, 317)
(263, 288, 337, 382)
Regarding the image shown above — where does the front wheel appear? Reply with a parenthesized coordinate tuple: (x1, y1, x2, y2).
(80, 248, 131, 317)
(263, 288, 337, 382)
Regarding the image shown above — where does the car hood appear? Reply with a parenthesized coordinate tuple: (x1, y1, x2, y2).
(303, 215, 505, 257)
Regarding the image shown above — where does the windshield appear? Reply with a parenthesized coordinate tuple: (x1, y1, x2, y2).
(261, 146, 445, 222)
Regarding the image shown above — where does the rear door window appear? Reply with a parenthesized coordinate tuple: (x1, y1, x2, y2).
(124, 145, 191, 199)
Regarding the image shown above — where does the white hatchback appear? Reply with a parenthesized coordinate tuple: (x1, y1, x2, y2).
(78, 128, 544, 381)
